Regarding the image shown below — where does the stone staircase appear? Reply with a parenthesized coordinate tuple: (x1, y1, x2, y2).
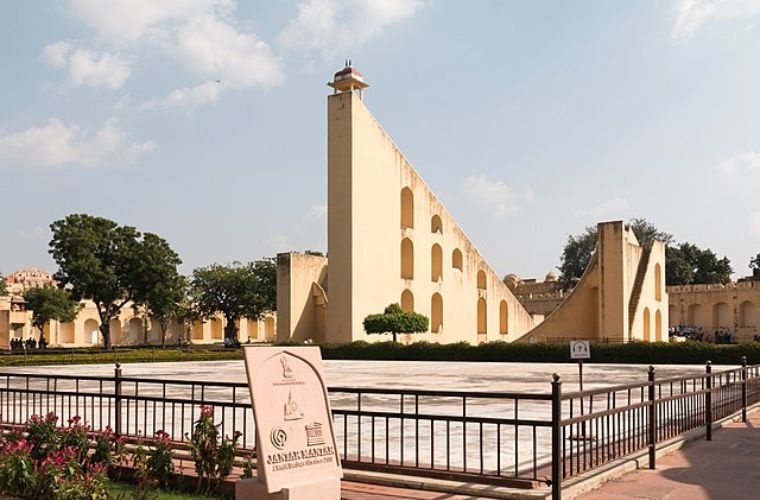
(628, 244, 653, 331)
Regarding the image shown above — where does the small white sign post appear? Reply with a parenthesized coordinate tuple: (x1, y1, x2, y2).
(238, 346, 342, 499)
(569, 341, 591, 439)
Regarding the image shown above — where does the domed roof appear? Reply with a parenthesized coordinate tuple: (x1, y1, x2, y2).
(503, 274, 522, 287)
(544, 271, 558, 282)
(334, 65, 365, 82)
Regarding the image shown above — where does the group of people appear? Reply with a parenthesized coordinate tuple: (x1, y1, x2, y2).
(669, 325, 736, 344)
(9, 337, 46, 351)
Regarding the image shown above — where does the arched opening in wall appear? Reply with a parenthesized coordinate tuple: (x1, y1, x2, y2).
(210, 318, 223, 340)
(477, 298, 487, 334)
(452, 249, 463, 271)
(401, 290, 414, 312)
(401, 187, 414, 229)
(60, 322, 75, 344)
(128, 318, 142, 344)
(499, 300, 508, 334)
(655, 264, 662, 302)
(712, 302, 730, 329)
(687, 304, 704, 326)
(401, 238, 414, 279)
(431, 215, 442, 234)
(431, 244, 442, 282)
(248, 318, 260, 341)
(265, 317, 275, 341)
(109, 319, 122, 345)
(431, 293, 443, 333)
(655, 310, 663, 341)
(739, 301, 757, 328)
(84, 319, 99, 345)
(477, 270, 487, 290)
(191, 321, 204, 340)
(668, 304, 678, 327)
(643, 307, 651, 341)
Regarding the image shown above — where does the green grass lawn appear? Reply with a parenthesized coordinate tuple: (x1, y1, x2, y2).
(106, 482, 222, 499)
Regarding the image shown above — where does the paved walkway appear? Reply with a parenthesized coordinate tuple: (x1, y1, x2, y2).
(577, 412, 760, 500)
(342, 481, 487, 499)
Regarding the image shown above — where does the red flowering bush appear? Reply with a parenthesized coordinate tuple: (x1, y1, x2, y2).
(187, 405, 240, 493)
(146, 430, 174, 488)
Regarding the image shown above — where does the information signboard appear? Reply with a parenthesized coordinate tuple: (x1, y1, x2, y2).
(570, 340, 591, 360)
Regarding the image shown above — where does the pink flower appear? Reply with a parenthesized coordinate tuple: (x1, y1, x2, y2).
(200, 405, 214, 419)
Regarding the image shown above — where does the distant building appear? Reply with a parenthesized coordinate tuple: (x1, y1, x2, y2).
(0, 267, 276, 348)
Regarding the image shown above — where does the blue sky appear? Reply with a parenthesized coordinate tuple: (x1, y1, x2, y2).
(2, 0, 760, 280)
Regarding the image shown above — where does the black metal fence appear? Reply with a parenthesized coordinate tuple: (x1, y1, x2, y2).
(0, 359, 758, 499)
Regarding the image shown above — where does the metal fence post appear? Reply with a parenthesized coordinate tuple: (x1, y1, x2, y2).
(551, 373, 562, 500)
(741, 356, 748, 422)
(114, 363, 122, 437)
(648, 366, 656, 469)
(705, 360, 712, 441)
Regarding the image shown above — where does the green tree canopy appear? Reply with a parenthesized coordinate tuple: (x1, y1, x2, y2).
(0, 271, 6, 297)
(557, 218, 732, 287)
(129, 233, 185, 348)
(363, 303, 429, 343)
(750, 253, 760, 278)
(190, 259, 276, 343)
(22, 286, 80, 343)
(49, 214, 182, 349)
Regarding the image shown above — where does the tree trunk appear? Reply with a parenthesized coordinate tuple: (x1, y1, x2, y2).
(161, 321, 167, 349)
(37, 326, 45, 344)
(392, 331, 398, 343)
(100, 323, 112, 350)
(224, 316, 238, 344)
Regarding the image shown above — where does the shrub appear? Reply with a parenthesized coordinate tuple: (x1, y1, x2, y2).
(26, 413, 59, 460)
(60, 416, 90, 463)
(187, 405, 241, 493)
(363, 303, 429, 342)
(146, 430, 174, 488)
(0, 439, 34, 497)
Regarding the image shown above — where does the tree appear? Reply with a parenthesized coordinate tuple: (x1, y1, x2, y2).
(130, 233, 185, 348)
(557, 227, 597, 289)
(22, 286, 80, 344)
(558, 219, 681, 287)
(665, 245, 694, 286)
(692, 247, 732, 285)
(49, 214, 182, 349)
(0, 271, 6, 297)
(750, 253, 760, 278)
(190, 260, 276, 344)
(363, 303, 429, 343)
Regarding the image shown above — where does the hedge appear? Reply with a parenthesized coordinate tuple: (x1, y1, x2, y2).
(4, 341, 759, 368)
(314, 340, 760, 365)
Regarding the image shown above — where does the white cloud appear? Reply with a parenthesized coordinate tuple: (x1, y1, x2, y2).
(462, 174, 529, 216)
(0, 118, 154, 167)
(672, 0, 760, 42)
(574, 197, 630, 219)
(278, 0, 426, 58)
(306, 204, 327, 218)
(145, 81, 224, 109)
(40, 41, 72, 68)
(717, 150, 760, 174)
(41, 42, 132, 89)
(173, 15, 283, 87)
(64, 0, 235, 43)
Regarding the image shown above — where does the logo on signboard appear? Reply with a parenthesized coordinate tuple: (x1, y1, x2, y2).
(270, 427, 288, 449)
(283, 390, 304, 421)
(280, 355, 294, 380)
(305, 422, 325, 447)
(570, 340, 591, 360)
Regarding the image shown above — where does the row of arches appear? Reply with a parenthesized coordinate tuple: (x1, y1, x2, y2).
(401, 290, 509, 336)
(401, 187, 444, 235)
(676, 301, 757, 329)
(400, 239, 464, 280)
(642, 308, 664, 341)
(54, 316, 276, 345)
